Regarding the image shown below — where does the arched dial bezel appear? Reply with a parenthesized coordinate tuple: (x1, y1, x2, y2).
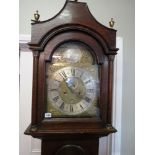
(46, 41, 100, 118)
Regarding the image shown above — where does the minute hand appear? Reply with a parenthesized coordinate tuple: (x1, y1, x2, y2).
(65, 79, 83, 98)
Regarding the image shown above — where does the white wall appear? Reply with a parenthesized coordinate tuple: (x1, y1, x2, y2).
(19, 0, 135, 155)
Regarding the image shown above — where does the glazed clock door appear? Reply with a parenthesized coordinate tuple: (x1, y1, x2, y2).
(45, 42, 100, 118)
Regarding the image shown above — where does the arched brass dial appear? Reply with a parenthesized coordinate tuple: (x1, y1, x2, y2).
(46, 42, 100, 117)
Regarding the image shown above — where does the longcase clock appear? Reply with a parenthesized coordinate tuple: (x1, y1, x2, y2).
(24, 0, 118, 155)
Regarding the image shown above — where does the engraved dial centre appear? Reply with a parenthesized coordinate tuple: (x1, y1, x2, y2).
(59, 77, 86, 105)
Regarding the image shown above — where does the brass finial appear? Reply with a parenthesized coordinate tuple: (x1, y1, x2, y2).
(109, 18, 115, 28)
(31, 10, 40, 23)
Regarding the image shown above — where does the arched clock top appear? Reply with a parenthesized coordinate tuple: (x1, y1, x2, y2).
(29, 0, 118, 52)
(29, 24, 118, 56)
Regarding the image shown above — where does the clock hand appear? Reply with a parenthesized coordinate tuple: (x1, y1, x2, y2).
(65, 79, 84, 99)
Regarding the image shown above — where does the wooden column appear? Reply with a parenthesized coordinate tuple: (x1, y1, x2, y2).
(107, 55, 115, 125)
(31, 51, 39, 127)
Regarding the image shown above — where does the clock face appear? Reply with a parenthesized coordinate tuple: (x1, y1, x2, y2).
(46, 42, 100, 118)
(47, 66, 96, 115)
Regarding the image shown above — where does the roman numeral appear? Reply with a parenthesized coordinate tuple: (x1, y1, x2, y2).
(59, 71, 67, 79)
(70, 105, 74, 112)
(53, 96, 59, 102)
(86, 89, 94, 93)
(84, 96, 91, 103)
(60, 102, 65, 110)
(80, 104, 84, 109)
(71, 68, 76, 76)
(80, 72, 83, 78)
(84, 79, 91, 84)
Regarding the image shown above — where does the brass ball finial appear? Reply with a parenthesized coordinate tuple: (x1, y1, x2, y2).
(31, 10, 40, 23)
(109, 18, 115, 28)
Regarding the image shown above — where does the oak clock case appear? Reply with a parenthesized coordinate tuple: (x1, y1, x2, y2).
(24, 1, 118, 155)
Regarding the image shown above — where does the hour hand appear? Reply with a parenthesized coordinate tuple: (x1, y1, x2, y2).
(65, 78, 84, 98)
